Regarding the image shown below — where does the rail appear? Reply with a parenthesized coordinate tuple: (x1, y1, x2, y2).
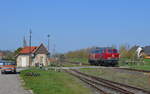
(66, 69, 150, 94)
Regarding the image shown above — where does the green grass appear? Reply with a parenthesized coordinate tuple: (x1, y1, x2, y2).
(69, 58, 88, 64)
(62, 64, 82, 67)
(119, 58, 150, 70)
(20, 69, 92, 94)
(123, 63, 150, 70)
(129, 62, 150, 70)
(144, 59, 150, 62)
(130, 65, 150, 70)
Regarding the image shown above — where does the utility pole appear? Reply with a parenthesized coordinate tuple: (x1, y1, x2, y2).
(29, 29, 32, 67)
(53, 44, 56, 57)
(47, 34, 50, 57)
(23, 36, 27, 47)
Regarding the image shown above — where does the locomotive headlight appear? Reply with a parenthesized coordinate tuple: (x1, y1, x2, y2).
(108, 57, 111, 60)
(112, 55, 115, 57)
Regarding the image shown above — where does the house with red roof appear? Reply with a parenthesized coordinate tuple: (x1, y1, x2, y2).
(16, 44, 49, 67)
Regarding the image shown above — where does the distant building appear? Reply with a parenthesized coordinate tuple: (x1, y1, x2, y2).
(0, 52, 4, 60)
(16, 44, 49, 67)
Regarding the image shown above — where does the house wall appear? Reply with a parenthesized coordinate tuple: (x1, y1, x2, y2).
(32, 54, 48, 66)
(0, 56, 2, 60)
(17, 54, 48, 67)
(17, 55, 29, 67)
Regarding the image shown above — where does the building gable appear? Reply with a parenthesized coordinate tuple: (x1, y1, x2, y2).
(34, 44, 48, 55)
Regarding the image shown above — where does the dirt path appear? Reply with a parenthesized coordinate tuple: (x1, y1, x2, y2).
(0, 72, 30, 94)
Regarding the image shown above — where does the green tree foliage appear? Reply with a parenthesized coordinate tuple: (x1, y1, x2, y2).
(127, 45, 139, 59)
(3, 47, 22, 61)
(65, 45, 139, 60)
(119, 44, 129, 58)
(1, 50, 15, 61)
(65, 48, 90, 59)
(14, 47, 22, 56)
(119, 44, 139, 59)
(111, 44, 117, 49)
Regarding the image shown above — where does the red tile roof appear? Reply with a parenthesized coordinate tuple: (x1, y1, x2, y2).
(20, 46, 38, 54)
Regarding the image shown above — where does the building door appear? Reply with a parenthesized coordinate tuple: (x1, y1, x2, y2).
(21, 57, 27, 67)
(40, 56, 44, 64)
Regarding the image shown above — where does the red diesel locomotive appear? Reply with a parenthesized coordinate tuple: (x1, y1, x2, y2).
(88, 47, 120, 66)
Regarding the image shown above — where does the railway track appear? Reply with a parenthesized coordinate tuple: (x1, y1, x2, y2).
(66, 61, 150, 73)
(65, 69, 150, 94)
(65, 61, 90, 66)
(65, 70, 109, 94)
(114, 67, 150, 73)
(64, 60, 150, 74)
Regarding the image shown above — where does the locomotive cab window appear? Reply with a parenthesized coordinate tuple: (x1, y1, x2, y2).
(99, 49, 103, 53)
(113, 49, 118, 53)
(108, 49, 113, 53)
(95, 50, 100, 53)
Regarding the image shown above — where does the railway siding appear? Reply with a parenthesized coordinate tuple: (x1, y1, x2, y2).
(66, 69, 150, 94)
(79, 68, 150, 91)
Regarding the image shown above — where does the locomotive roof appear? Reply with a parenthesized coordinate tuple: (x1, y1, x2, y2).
(90, 47, 117, 52)
(94, 47, 116, 50)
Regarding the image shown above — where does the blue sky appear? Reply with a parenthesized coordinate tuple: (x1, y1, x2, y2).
(0, 0, 150, 52)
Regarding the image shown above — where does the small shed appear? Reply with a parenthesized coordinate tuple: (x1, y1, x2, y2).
(16, 44, 49, 67)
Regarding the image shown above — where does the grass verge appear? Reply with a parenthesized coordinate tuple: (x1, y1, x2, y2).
(119, 58, 150, 70)
(69, 58, 88, 64)
(129, 63, 150, 70)
(20, 69, 92, 94)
